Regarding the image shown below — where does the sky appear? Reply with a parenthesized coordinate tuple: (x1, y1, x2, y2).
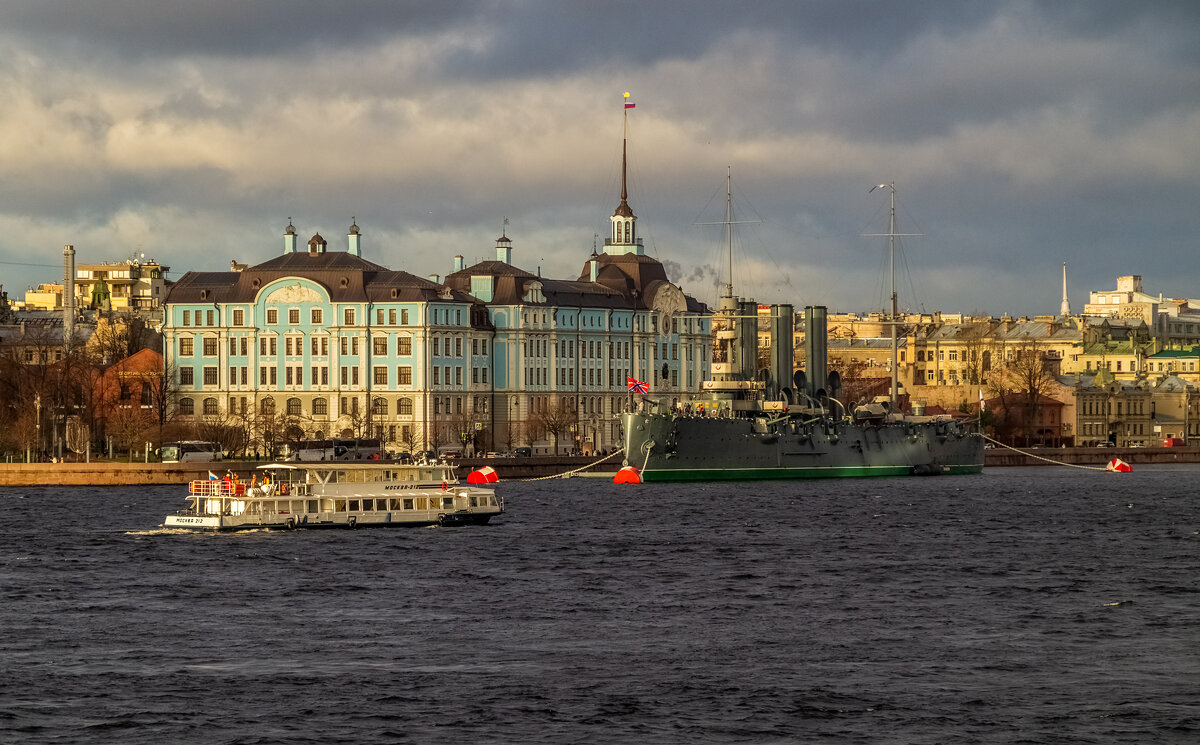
(0, 0, 1197, 317)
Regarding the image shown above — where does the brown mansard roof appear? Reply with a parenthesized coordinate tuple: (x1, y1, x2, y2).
(166, 252, 474, 304)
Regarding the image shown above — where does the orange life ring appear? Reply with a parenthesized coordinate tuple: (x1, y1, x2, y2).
(280, 483, 290, 495)
(441, 481, 449, 491)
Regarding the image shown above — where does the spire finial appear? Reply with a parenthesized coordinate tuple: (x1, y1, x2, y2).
(1060, 262, 1070, 316)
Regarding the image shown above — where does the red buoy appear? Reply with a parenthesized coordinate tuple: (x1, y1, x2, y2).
(613, 466, 642, 484)
(467, 466, 500, 483)
(1106, 458, 1132, 473)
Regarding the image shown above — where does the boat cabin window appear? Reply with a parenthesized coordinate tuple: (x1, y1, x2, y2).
(403, 498, 414, 510)
(349, 499, 360, 511)
(307, 499, 318, 513)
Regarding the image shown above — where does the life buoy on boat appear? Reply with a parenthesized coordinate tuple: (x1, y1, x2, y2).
(441, 480, 449, 491)
(280, 483, 289, 495)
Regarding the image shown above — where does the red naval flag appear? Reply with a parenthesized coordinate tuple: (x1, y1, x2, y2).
(627, 376, 649, 395)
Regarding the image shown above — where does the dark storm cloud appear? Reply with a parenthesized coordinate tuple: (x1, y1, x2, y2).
(0, 0, 471, 58)
(0, 1, 1196, 313)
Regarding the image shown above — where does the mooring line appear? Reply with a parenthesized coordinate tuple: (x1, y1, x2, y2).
(983, 435, 1110, 471)
(519, 448, 626, 481)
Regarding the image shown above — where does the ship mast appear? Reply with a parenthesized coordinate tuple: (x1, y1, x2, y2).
(868, 182, 919, 411)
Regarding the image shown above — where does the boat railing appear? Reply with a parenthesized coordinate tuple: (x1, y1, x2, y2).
(189, 480, 245, 497)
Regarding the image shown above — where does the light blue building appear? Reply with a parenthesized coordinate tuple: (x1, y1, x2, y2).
(164, 138, 711, 455)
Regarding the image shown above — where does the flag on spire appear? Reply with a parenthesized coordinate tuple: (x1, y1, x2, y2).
(627, 376, 649, 395)
(623, 91, 635, 109)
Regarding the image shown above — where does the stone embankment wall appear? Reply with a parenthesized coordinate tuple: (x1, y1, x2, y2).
(0, 455, 624, 486)
(1, 448, 1194, 485)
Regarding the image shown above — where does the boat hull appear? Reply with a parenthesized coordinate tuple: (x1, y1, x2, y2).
(622, 412, 984, 483)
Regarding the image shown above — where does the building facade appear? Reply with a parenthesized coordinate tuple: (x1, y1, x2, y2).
(163, 135, 711, 456)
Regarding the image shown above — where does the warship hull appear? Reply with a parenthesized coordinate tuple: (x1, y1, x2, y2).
(621, 412, 984, 482)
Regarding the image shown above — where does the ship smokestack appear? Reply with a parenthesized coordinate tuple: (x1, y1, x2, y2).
(803, 306, 828, 400)
(738, 300, 758, 381)
(63, 244, 75, 347)
(769, 304, 794, 401)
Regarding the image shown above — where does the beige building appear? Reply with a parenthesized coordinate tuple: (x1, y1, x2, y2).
(1084, 275, 1200, 346)
(21, 259, 170, 313)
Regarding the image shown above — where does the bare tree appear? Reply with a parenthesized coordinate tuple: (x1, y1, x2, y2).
(534, 401, 578, 455)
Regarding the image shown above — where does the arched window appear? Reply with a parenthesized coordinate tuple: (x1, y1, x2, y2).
(397, 397, 413, 416)
(287, 397, 302, 416)
(312, 397, 328, 416)
(203, 397, 219, 416)
(260, 397, 275, 415)
(373, 397, 388, 415)
(178, 397, 194, 415)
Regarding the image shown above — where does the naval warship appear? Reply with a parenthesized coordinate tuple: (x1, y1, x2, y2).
(620, 179, 984, 482)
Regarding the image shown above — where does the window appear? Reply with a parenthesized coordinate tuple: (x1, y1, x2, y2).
(374, 337, 387, 355)
(206, 310, 213, 326)
(433, 367, 440, 385)
(260, 338, 267, 356)
(180, 367, 194, 385)
(374, 366, 388, 385)
(203, 337, 217, 356)
(397, 336, 412, 355)
(340, 337, 348, 356)
(179, 397, 194, 415)
(180, 337, 194, 356)
(203, 398, 219, 416)
(229, 366, 237, 384)
(389, 309, 396, 324)
(344, 308, 356, 325)
(233, 309, 244, 326)
(341, 367, 348, 385)
(261, 398, 275, 415)
(289, 308, 300, 324)
(373, 397, 388, 415)
(270, 338, 277, 356)
(182, 310, 191, 326)
(397, 366, 412, 385)
(313, 397, 328, 416)
(377, 309, 385, 325)
(401, 309, 409, 325)
(229, 338, 238, 356)
(455, 338, 463, 357)
(398, 398, 413, 416)
(287, 398, 302, 416)
(267, 308, 278, 324)
(352, 367, 359, 385)
(203, 367, 218, 386)
(311, 308, 322, 324)
(455, 367, 462, 386)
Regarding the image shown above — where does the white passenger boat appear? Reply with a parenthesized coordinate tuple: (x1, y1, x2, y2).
(164, 461, 503, 531)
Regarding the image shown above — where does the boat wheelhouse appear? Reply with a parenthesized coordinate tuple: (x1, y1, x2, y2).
(164, 461, 503, 531)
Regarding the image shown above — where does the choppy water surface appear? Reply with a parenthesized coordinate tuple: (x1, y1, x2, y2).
(2, 466, 1198, 744)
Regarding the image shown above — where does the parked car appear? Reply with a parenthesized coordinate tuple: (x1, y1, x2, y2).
(514, 447, 532, 457)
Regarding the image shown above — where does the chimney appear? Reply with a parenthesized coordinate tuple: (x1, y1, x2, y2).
(589, 259, 599, 282)
(347, 219, 361, 257)
(453, 255, 465, 272)
(284, 220, 297, 253)
(63, 245, 75, 347)
(428, 273, 441, 284)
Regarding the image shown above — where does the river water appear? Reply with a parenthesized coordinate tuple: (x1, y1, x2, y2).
(1, 466, 1198, 744)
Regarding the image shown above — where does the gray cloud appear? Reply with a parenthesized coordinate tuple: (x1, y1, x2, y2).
(0, 1, 1197, 314)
